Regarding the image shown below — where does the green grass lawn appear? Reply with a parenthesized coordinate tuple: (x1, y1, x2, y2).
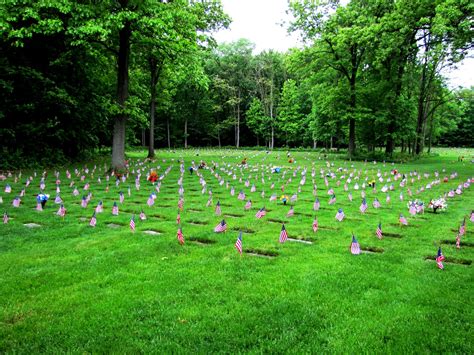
(1, 148, 473, 353)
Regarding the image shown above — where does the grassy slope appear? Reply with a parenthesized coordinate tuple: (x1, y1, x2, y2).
(0, 148, 473, 353)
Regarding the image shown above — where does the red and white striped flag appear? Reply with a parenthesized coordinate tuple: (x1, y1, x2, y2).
(139, 210, 146, 221)
(350, 234, 360, 255)
(286, 206, 294, 217)
(436, 247, 445, 269)
(177, 227, 185, 245)
(215, 201, 222, 216)
(312, 218, 318, 233)
(244, 199, 252, 210)
(90, 212, 97, 227)
(3, 211, 9, 224)
(130, 215, 136, 231)
(279, 224, 288, 243)
(112, 202, 119, 215)
(456, 234, 460, 249)
(57, 204, 66, 217)
(176, 211, 181, 224)
(459, 218, 466, 236)
(399, 214, 408, 225)
(255, 207, 266, 219)
(313, 198, 320, 211)
(235, 232, 243, 255)
(376, 223, 383, 239)
(214, 220, 227, 233)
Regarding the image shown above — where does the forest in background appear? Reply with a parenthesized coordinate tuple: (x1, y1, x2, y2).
(0, 0, 472, 169)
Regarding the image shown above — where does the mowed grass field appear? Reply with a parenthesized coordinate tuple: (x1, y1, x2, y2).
(1, 148, 473, 353)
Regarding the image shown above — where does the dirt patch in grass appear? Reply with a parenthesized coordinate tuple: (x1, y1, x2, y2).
(424, 256, 471, 266)
(384, 232, 403, 238)
(230, 227, 255, 234)
(188, 220, 208, 226)
(440, 239, 474, 247)
(244, 248, 278, 258)
(188, 237, 216, 245)
(224, 213, 244, 218)
(268, 218, 285, 224)
(361, 246, 384, 254)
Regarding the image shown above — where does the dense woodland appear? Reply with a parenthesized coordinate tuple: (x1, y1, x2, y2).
(0, 0, 472, 169)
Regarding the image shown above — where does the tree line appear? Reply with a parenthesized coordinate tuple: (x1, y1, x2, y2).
(0, 0, 472, 170)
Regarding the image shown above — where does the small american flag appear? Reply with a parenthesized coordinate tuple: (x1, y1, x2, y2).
(57, 204, 66, 217)
(176, 211, 181, 224)
(139, 210, 146, 221)
(470, 210, 474, 222)
(373, 198, 381, 209)
(312, 218, 318, 233)
(206, 197, 212, 207)
(255, 207, 266, 219)
(215, 201, 222, 216)
(12, 197, 20, 207)
(178, 198, 184, 210)
(459, 218, 466, 236)
(214, 220, 227, 233)
(238, 191, 245, 200)
(348, 193, 353, 202)
(409, 203, 417, 216)
(335, 208, 345, 222)
(81, 196, 88, 208)
(5, 184, 11, 193)
(177, 227, 185, 245)
(244, 199, 252, 210)
(270, 194, 277, 202)
(313, 198, 320, 211)
(235, 232, 243, 255)
(399, 214, 408, 225)
(286, 206, 294, 217)
(90, 212, 97, 227)
(130, 215, 136, 231)
(36, 202, 43, 211)
(359, 198, 368, 213)
(350, 235, 360, 255)
(112, 202, 119, 215)
(147, 195, 154, 206)
(279, 224, 288, 243)
(386, 194, 390, 203)
(436, 247, 445, 269)
(376, 223, 383, 239)
(119, 192, 124, 204)
(456, 234, 460, 249)
(3, 211, 9, 224)
(95, 201, 103, 213)
(329, 194, 336, 205)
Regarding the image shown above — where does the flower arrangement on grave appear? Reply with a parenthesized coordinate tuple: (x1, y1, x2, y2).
(148, 171, 158, 183)
(427, 197, 447, 213)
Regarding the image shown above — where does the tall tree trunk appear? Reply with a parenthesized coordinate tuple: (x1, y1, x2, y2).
(270, 83, 274, 149)
(167, 117, 170, 149)
(111, 19, 131, 171)
(385, 62, 405, 155)
(141, 128, 146, 147)
(348, 47, 357, 158)
(313, 139, 317, 149)
(217, 127, 221, 148)
(184, 118, 188, 149)
(148, 57, 158, 159)
(236, 89, 241, 148)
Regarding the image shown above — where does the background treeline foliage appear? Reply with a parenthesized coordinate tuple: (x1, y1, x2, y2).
(0, 0, 472, 168)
